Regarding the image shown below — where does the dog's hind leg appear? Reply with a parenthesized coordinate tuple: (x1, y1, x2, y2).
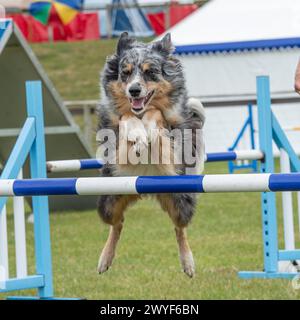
(157, 194, 196, 277)
(174, 226, 195, 278)
(97, 195, 138, 274)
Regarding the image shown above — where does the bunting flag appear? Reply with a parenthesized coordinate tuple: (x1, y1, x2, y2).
(29, 0, 82, 25)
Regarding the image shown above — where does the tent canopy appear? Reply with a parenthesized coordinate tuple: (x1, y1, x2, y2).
(163, 0, 300, 155)
(168, 0, 300, 49)
(163, 0, 300, 98)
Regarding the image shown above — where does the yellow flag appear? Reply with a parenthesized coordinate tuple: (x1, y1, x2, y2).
(53, 1, 78, 25)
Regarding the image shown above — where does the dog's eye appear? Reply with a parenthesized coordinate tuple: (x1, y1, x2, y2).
(145, 69, 155, 76)
(145, 70, 158, 80)
(122, 70, 131, 76)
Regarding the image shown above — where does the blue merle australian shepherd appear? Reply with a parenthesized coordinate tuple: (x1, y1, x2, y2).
(97, 32, 205, 277)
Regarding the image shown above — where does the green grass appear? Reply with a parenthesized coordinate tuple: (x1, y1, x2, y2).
(32, 39, 118, 100)
(1, 41, 299, 299)
(1, 162, 300, 300)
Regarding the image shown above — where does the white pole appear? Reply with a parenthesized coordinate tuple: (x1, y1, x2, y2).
(279, 149, 295, 250)
(13, 169, 27, 278)
(236, 145, 242, 166)
(241, 137, 249, 165)
(0, 205, 9, 279)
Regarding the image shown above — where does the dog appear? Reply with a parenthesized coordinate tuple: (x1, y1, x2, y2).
(96, 32, 205, 277)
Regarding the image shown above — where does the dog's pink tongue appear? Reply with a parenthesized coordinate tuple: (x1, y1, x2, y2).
(132, 98, 144, 109)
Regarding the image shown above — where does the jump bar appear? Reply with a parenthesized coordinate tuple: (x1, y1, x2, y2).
(1, 173, 300, 196)
(46, 159, 104, 173)
(205, 150, 264, 162)
(46, 150, 264, 173)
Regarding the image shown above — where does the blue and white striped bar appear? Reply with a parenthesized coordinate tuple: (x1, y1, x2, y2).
(1, 173, 300, 196)
(204, 150, 264, 162)
(46, 150, 264, 173)
(46, 159, 103, 173)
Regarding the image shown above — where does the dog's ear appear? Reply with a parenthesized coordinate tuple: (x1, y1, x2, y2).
(116, 32, 135, 56)
(151, 33, 174, 56)
(102, 32, 135, 87)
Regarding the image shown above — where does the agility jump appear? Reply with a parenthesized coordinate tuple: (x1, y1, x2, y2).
(46, 150, 264, 172)
(1, 76, 300, 299)
(1, 173, 300, 196)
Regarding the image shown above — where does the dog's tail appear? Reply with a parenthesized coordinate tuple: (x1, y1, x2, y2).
(176, 97, 205, 174)
(186, 97, 205, 129)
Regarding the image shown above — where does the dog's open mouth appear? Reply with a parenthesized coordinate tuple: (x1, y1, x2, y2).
(129, 90, 155, 114)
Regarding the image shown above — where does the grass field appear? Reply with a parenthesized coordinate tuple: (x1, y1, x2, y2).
(1, 40, 300, 299)
(32, 39, 118, 100)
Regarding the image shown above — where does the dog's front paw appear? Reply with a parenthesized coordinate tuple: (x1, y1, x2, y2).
(128, 128, 148, 156)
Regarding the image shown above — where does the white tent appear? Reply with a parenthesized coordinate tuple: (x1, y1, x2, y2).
(167, 0, 300, 154)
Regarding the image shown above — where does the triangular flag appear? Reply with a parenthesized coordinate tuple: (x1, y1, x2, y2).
(53, 1, 78, 25)
(29, 2, 52, 25)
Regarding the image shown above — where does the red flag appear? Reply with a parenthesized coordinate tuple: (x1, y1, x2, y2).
(147, 4, 197, 36)
(9, 12, 99, 42)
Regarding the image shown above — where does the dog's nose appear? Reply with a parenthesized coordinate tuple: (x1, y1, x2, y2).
(129, 84, 141, 97)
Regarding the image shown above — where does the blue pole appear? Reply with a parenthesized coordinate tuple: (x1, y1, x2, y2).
(0, 118, 35, 212)
(228, 103, 256, 173)
(248, 103, 255, 150)
(26, 81, 53, 298)
(256, 76, 278, 274)
(272, 114, 300, 173)
(248, 103, 258, 172)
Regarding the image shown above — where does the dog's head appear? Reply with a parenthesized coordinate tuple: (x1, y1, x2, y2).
(102, 32, 185, 116)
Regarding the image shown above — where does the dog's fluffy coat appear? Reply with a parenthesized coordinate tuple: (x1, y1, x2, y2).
(97, 32, 205, 277)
